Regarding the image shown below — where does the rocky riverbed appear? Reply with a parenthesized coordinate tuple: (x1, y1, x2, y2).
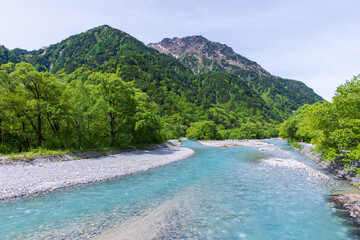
(198, 139, 273, 147)
(330, 194, 360, 227)
(261, 158, 331, 181)
(294, 142, 360, 232)
(0, 141, 194, 200)
(295, 142, 360, 184)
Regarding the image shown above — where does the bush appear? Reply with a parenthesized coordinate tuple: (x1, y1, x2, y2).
(290, 141, 303, 150)
(219, 123, 278, 140)
(186, 121, 220, 140)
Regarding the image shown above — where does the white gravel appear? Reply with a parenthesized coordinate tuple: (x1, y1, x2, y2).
(198, 140, 272, 147)
(0, 146, 194, 200)
(259, 147, 282, 151)
(261, 158, 331, 180)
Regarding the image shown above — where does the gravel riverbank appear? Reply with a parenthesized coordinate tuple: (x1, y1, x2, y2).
(0, 141, 194, 200)
(294, 143, 360, 183)
(293, 142, 360, 230)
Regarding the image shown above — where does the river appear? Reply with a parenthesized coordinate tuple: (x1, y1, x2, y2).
(0, 140, 359, 239)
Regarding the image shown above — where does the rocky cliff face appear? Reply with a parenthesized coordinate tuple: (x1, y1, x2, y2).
(148, 35, 269, 75)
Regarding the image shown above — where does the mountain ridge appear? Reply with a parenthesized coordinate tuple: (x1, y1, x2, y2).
(148, 35, 323, 114)
(148, 35, 270, 76)
(0, 25, 323, 134)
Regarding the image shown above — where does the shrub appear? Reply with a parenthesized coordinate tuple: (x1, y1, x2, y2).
(186, 121, 220, 140)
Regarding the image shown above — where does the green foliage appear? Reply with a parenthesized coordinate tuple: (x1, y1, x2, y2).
(86, 72, 137, 146)
(280, 75, 360, 173)
(279, 103, 324, 142)
(133, 90, 164, 144)
(0, 62, 65, 151)
(152, 35, 323, 118)
(290, 141, 303, 150)
(0, 25, 324, 154)
(0, 26, 322, 125)
(0, 45, 19, 65)
(220, 122, 278, 140)
(186, 121, 220, 140)
(0, 64, 163, 153)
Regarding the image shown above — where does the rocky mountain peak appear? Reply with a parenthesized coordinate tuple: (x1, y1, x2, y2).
(148, 36, 269, 75)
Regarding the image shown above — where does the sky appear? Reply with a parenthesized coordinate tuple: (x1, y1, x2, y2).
(1, 0, 360, 101)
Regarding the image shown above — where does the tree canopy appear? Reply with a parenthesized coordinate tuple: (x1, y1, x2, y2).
(0, 25, 324, 153)
(279, 75, 360, 173)
(0, 63, 163, 153)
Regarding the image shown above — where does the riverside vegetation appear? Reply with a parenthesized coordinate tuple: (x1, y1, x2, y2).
(279, 75, 360, 174)
(0, 25, 323, 154)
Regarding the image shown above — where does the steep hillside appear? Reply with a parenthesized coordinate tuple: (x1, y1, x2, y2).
(148, 36, 323, 115)
(148, 35, 268, 75)
(4, 25, 191, 76)
(0, 26, 195, 106)
(0, 25, 323, 141)
(0, 26, 281, 119)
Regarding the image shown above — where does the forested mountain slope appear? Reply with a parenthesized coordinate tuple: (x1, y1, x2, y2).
(148, 36, 323, 115)
(0, 25, 323, 152)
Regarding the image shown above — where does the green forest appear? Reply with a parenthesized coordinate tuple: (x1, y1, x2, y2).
(280, 75, 360, 173)
(0, 25, 323, 154)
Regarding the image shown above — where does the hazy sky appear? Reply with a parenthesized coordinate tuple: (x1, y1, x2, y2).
(1, 0, 360, 101)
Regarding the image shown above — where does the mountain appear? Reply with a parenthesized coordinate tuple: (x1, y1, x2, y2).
(0, 26, 197, 107)
(148, 35, 269, 75)
(2, 25, 191, 75)
(148, 36, 323, 115)
(0, 25, 323, 139)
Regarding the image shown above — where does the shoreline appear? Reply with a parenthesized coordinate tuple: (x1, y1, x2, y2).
(0, 141, 194, 201)
(291, 143, 360, 184)
(292, 142, 360, 229)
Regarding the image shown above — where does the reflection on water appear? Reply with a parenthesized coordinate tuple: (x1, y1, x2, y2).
(0, 140, 359, 239)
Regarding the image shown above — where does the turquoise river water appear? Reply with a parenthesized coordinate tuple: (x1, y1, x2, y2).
(1, 140, 360, 239)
